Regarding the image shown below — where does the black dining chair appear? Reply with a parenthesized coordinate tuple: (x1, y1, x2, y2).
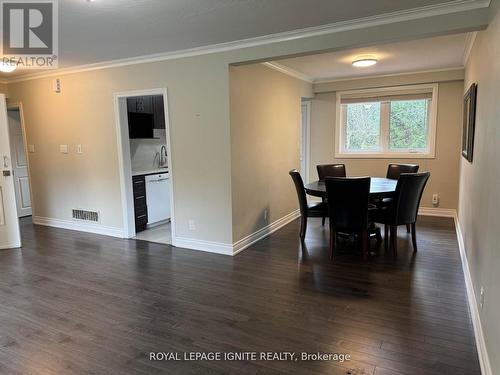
(317, 164, 346, 225)
(289, 170, 328, 242)
(325, 177, 372, 261)
(372, 172, 430, 256)
(386, 163, 419, 180)
(385, 163, 419, 233)
(317, 164, 346, 180)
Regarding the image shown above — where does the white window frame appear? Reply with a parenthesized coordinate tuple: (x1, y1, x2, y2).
(335, 83, 438, 159)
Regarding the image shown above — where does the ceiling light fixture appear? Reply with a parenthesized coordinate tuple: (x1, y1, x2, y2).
(0, 61, 17, 73)
(352, 56, 377, 68)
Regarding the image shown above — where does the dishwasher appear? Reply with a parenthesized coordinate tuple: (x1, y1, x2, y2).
(145, 173, 171, 225)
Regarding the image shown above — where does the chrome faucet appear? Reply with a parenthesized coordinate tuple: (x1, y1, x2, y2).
(160, 145, 168, 168)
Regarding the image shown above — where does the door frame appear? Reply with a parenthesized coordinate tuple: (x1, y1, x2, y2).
(0, 95, 20, 249)
(300, 100, 311, 183)
(113, 88, 176, 244)
(7, 102, 34, 218)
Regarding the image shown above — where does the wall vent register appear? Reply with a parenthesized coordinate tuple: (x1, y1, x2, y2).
(72, 209, 99, 223)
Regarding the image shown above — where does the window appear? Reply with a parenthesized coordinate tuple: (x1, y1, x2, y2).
(336, 84, 437, 158)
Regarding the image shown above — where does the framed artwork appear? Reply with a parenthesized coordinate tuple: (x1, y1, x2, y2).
(462, 83, 477, 163)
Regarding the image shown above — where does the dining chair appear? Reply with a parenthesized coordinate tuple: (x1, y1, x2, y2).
(386, 163, 419, 180)
(385, 163, 419, 232)
(372, 172, 430, 256)
(289, 170, 328, 242)
(325, 176, 372, 261)
(316, 164, 346, 225)
(317, 164, 346, 180)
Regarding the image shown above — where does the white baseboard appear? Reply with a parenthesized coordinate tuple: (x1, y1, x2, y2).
(418, 207, 456, 217)
(0, 244, 20, 250)
(232, 209, 301, 255)
(32, 216, 125, 238)
(453, 214, 492, 375)
(155, 210, 300, 256)
(174, 237, 234, 256)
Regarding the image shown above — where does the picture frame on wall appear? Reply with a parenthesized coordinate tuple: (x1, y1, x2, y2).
(462, 83, 477, 163)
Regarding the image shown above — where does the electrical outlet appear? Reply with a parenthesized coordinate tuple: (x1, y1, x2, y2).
(432, 194, 439, 206)
(480, 287, 485, 309)
(188, 220, 196, 231)
(28, 144, 35, 153)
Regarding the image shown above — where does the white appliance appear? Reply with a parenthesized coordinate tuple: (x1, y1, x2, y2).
(145, 173, 171, 225)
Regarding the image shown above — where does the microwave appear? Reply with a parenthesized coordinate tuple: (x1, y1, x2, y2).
(128, 112, 157, 139)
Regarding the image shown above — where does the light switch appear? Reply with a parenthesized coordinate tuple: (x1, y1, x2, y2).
(60, 144, 68, 154)
(76, 144, 83, 154)
(53, 78, 61, 93)
(28, 144, 35, 153)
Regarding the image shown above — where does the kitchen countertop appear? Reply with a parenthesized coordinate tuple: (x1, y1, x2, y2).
(132, 168, 169, 177)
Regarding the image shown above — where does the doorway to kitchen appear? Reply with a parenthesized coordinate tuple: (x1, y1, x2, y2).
(114, 88, 175, 246)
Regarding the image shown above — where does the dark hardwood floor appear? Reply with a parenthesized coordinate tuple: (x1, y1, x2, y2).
(0, 216, 480, 375)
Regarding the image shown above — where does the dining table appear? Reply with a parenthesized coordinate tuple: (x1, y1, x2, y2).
(304, 177, 397, 198)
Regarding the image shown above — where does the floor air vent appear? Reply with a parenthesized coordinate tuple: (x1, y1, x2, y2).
(72, 209, 99, 223)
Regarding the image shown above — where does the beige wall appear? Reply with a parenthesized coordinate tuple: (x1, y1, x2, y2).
(3, 10, 488, 248)
(7, 56, 234, 243)
(0, 83, 8, 96)
(309, 74, 464, 209)
(460, 8, 500, 372)
(230, 64, 312, 242)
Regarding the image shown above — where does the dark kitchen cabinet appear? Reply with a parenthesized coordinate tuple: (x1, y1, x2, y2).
(127, 96, 153, 114)
(153, 95, 165, 129)
(132, 175, 148, 232)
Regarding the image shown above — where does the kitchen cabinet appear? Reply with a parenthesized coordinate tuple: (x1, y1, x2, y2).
(132, 172, 171, 233)
(153, 95, 165, 130)
(127, 96, 153, 114)
(132, 175, 148, 232)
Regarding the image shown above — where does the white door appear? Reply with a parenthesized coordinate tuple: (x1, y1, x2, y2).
(300, 101, 310, 182)
(0, 95, 21, 249)
(8, 109, 32, 217)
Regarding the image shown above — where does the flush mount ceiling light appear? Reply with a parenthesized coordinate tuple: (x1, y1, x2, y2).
(352, 56, 377, 68)
(0, 61, 17, 73)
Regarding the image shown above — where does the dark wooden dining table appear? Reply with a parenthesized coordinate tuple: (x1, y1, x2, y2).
(304, 177, 397, 198)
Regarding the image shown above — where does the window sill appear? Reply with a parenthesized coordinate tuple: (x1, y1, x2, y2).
(334, 152, 435, 159)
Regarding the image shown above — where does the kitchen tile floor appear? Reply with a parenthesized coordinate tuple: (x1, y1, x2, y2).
(133, 222, 171, 245)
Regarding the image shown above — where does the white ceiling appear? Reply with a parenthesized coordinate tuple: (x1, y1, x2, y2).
(274, 33, 470, 81)
(55, 0, 461, 66)
(0, 0, 488, 79)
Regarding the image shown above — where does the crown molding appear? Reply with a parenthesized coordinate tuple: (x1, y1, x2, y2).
(3, 0, 490, 84)
(462, 31, 478, 65)
(262, 62, 313, 83)
(313, 66, 465, 84)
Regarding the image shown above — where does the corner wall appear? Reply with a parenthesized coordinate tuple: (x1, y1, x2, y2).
(230, 64, 313, 243)
(459, 8, 500, 373)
